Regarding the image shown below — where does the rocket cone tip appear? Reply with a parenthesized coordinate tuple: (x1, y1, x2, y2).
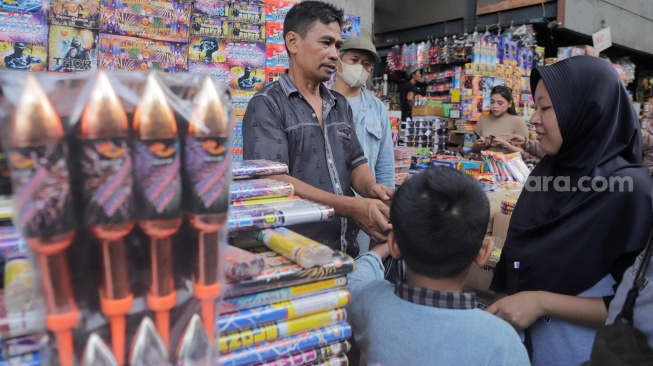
(81, 334, 119, 366)
(189, 77, 229, 136)
(130, 317, 169, 366)
(176, 314, 211, 364)
(134, 73, 177, 138)
(82, 72, 129, 138)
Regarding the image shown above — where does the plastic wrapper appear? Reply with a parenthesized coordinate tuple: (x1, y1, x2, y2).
(0, 70, 234, 365)
(218, 288, 349, 334)
(254, 341, 350, 366)
(258, 228, 334, 269)
(228, 199, 334, 231)
(219, 277, 347, 314)
(232, 160, 289, 179)
(219, 308, 346, 353)
(223, 244, 265, 281)
(223, 252, 355, 299)
(218, 322, 352, 366)
(230, 178, 294, 201)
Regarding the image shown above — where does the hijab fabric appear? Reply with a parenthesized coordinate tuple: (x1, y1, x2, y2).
(491, 56, 653, 296)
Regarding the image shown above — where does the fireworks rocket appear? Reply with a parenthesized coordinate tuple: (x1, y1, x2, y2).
(133, 73, 182, 350)
(80, 71, 133, 365)
(8, 75, 78, 366)
(186, 76, 231, 342)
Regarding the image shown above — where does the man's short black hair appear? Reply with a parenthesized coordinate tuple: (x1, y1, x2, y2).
(390, 167, 490, 278)
(283, 1, 344, 41)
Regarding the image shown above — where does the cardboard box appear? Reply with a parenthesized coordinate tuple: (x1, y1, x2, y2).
(465, 236, 505, 297)
(412, 105, 444, 117)
(492, 212, 512, 239)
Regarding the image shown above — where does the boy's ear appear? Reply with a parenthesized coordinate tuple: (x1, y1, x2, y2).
(387, 231, 402, 260)
(474, 237, 494, 267)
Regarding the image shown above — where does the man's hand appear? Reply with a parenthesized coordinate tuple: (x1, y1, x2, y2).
(350, 198, 392, 243)
(486, 291, 545, 330)
(366, 183, 395, 204)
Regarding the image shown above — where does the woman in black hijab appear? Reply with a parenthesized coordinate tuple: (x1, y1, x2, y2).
(487, 56, 653, 365)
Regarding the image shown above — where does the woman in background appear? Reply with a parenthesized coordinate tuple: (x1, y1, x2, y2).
(474, 86, 529, 152)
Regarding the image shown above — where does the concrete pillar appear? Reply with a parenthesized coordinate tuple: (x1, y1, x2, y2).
(324, 0, 375, 39)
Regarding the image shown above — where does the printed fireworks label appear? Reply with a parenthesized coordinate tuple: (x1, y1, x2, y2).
(0, 10, 48, 71)
(193, 0, 230, 18)
(229, 66, 265, 91)
(48, 25, 98, 72)
(190, 38, 266, 66)
(81, 138, 133, 226)
(185, 136, 230, 214)
(265, 43, 288, 67)
(230, 3, 264, 24)
(8, 144, 74, 237)
(265, 21, 284, 44)
(191, 14, 228, 37)
(49, 0, 101, 29)
(265, 0, 299, 22)
(229, 22, 264, 43)
(133, 138, 182, 220)
(0, 0, 46, 14)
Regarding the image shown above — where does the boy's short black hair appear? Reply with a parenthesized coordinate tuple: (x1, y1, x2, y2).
(283, 1, 344, 41)
(390, 167, 490, 278)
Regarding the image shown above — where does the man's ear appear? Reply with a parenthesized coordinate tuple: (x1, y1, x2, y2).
(387, 231, 402, 260)
(285, 31, 300, 56)
(474, 237, 494, 267)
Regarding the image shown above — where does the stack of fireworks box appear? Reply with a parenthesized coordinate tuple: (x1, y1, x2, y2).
(229, 0, 299, 162)
(219, 160, 353, 366)
(0, 198, 47, 365)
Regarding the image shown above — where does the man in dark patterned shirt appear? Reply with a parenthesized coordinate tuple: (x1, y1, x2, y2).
(243, 1, 393, 256)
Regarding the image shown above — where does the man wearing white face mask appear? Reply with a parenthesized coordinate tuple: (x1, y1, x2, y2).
(332, 36, 395, 253)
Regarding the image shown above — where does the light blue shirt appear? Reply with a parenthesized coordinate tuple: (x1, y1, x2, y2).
(347, 88, 395, 252)
(349, 88, 395, 188)
(346, 252, 531, 366)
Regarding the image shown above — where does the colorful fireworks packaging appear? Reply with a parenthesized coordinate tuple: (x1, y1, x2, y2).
(228, 198, 334, 232)
(0, 70, 234, 365)
(99, 0, 192, 42)
(230, 178, 294, 201)
(0, 10, 47, 72)
(266, 43, 289, 67)
(47, 25, 98, 73)
(98, 33, 189, 73)
(232, 160, 289, 179)
(229, 21, 265, 43)
(49, 0, 101, 29)
(265, 0, 300, 22)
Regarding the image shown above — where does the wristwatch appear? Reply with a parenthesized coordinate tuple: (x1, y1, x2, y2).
(523, 139, 531, 150)
(502, 145, 509, 150)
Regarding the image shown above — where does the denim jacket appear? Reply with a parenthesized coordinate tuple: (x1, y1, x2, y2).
(353, 88, 395, 188)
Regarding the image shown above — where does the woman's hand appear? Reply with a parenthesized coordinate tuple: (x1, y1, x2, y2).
(491, 136, 510, 149)
(504, 134, 526, 147)
(486, 291, 546, 330)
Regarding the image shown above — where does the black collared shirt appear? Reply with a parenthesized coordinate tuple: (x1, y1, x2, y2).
(243, 72, 368, 254)
(395, 280, 477, 309)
